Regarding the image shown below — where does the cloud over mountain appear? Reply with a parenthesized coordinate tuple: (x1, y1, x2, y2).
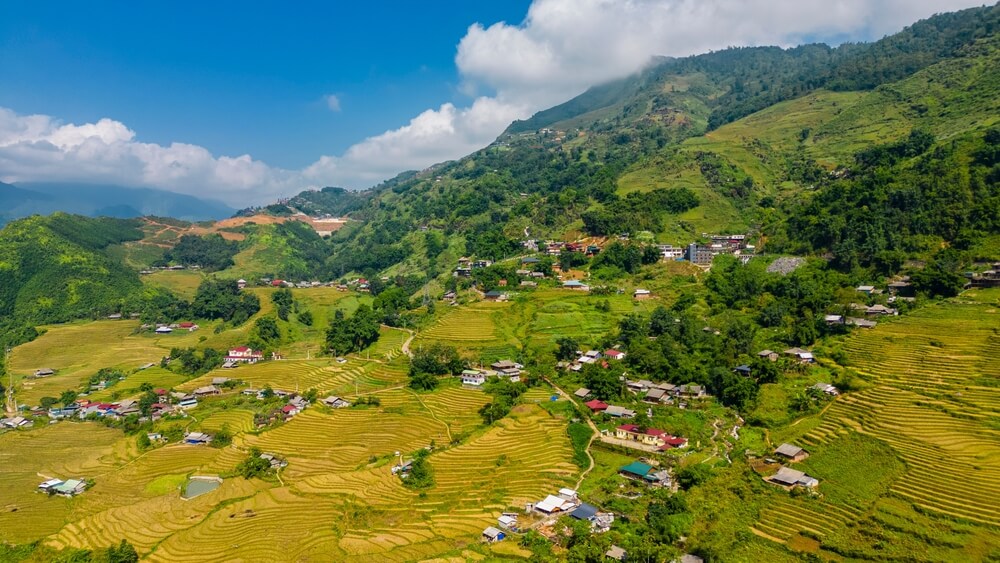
(0, 0, 983, 204)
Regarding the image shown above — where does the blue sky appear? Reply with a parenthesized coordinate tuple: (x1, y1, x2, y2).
(0, 0, 984, 205)
(0, 1, 531, 168)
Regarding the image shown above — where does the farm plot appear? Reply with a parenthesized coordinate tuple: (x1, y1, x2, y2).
(141, 270, 205, 299)
(8, 321, 175, 405)
(416, 303, 507, 344)
(244, 407, 450, 478)
(0, 423, 128, 543)
(85, 367, 189, 402)
(197, 409, 256, 433)
(145, 404, 577, 562)
(527, 291, 634, 345)
(375, 386, 491, 438)
(333, 404, 578, 559)
(760, 292, 1000, 551)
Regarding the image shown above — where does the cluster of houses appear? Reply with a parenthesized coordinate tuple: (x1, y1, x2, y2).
(239, 389, 312, 423)
(562, 348, 626, 372)
(967, 263, 1000, 289)
(515, 487, 614, 538)
(522, 240, 601, 257)
(615, 425, 688, 450)
(460, 360, 524, 386)
(139, 264, 200, 275)
(37, 478, 87, 497)
(766, 443, 820, 490)
(453, 257, 496, 278)
(184, 431, 213, 445)
(759, 348, 814, 364)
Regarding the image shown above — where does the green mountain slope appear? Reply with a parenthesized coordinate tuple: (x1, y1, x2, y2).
(289, 4, 999, 280)
(0, 214, 145, 345)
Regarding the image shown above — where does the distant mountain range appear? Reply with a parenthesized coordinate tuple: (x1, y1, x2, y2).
(0, 181, 235, 224)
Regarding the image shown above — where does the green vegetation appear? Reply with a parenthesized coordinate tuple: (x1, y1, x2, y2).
(190, 278, 261, 324)
(160, 234, 238, 271)
(324, 305, 381, 355)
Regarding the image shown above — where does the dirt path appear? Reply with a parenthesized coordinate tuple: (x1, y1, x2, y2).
(407, 389, 452, 443)
(542, 376, 598, 491)
(400, 328, 415, 359)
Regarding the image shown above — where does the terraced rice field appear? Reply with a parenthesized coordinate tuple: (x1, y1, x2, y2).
(243, 407, 450, 478)
(416, 302, 508, 345)
(197, 409, 256, 433)
(86, 367, 189, 401)
(374, 386, 491, 438)
(3, 365, 577, 561)
(756, 291, 1000, 551)
(180, 357, 408, 396)
(0, 423, 130, 543)
(8, 321, 184, 405)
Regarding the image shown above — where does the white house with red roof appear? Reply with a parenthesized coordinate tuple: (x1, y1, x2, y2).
(604, 349, 626, 361)
(615, 424, 688, 449)
(227, 346, 264, 364)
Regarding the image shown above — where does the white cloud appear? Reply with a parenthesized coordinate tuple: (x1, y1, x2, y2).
(0, 0, 985, 204)
(0, 107, 301, 205)
(324, 94, 342, 112)
(455, 0, 987, 111)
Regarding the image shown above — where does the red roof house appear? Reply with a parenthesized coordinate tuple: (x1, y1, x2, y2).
(660, 436, 689, 449)
(227, 346, 264, 364)
(584, 399, 609, 412)
(604, 349, 626, 360)
(271, 280, 285, 287)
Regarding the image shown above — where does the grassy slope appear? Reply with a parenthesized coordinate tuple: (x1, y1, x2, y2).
(616, 35, 1000, 247)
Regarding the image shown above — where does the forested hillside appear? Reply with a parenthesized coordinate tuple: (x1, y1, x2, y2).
(0, 214, 145, 346)
(273, 4, 999, 282)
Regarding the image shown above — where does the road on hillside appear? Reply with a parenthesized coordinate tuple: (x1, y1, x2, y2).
(543, 376, 599, 491)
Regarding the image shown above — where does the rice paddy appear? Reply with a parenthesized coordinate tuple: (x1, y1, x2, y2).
(753, 290, 1000, 558)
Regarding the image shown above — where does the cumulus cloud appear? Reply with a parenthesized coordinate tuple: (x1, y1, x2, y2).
(324, 94, 342, 112)
(0, 107, 302, 205)
(0, 0, 984, 204)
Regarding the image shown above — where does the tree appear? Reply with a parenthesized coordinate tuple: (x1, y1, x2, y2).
(59, 390, 78, 407)
(325, 304, 381, 355)
(581, 363, 624, 401)
(402, 448, 434, 489)
(675, 464, 713, 490)
(104, 539, 140, 563)
(642, 244, 661, 265)
(253, 316, 281, 345)
(164, 234, 238, 271)
(911, 248, 967, 297)
(237, 447, 274, 479)
(212, 424, 233, 448)
(409, 344, 463, 387)
(271, 288, 293, 321)
(298, 310, 314, 326)
(191, 279, 260, 324)
(555, 336, 579, 361)
(39, 396, 58, 409)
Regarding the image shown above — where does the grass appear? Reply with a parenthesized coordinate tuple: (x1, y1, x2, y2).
(141, 270, 207, 300)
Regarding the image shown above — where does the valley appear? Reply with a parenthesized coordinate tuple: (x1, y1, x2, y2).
(1, 5, 999, 562)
